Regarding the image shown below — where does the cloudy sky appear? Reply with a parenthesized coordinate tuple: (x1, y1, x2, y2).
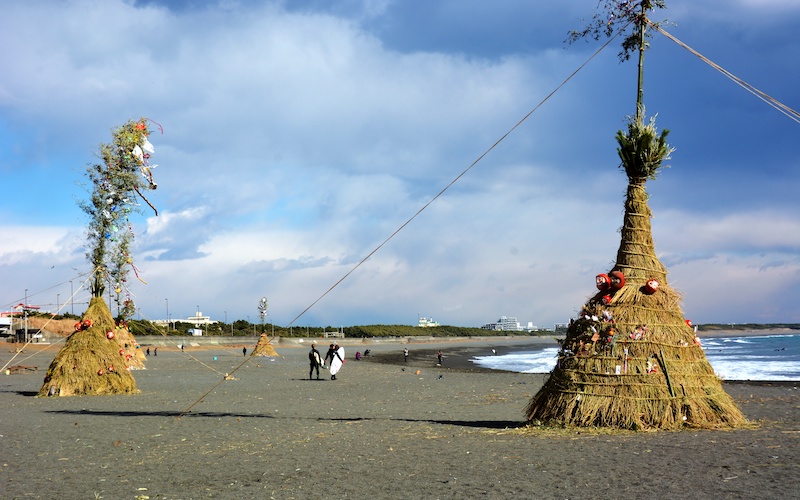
(1, 0, 798, 329)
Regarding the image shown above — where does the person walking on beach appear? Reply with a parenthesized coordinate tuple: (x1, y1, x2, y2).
(437, 350, 442, 365)
(243, 346, 247, 357)
(153, 347, 157, 356)
(146, 347, 150, 356)
(309, 343, 322, 380)
(403, 348, 409, 362)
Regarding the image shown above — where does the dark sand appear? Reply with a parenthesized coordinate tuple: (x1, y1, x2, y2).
(1, 338, 798, 499)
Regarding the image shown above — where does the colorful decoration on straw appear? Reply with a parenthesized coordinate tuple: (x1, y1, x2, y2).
(644, 278, 660, 294)
(596, 273, 610, 290)
(609, 270, 625, 290)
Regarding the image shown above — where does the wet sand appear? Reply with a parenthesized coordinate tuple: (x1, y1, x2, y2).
(1, 339, 798, 499)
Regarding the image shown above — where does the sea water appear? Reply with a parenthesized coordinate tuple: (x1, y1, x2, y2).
(470, 334, 800, 381)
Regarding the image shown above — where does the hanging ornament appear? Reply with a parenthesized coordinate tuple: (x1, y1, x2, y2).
(74, 322, 82, 331)
(685, 319, 693, 328)
(107, 365, 115, 372)
(644, 278, 660, 294)
(106, 331, 115, 339)
(82, 319, 92, 329)
(602, 294, 612, 305)
(596, 274, 610, 291)
(119, 349, 125, 356)
(609, 271, 625, 290)
(132, 144, 144, 163)
(142, 138, 155, 155)
(97, 368, 105, 376)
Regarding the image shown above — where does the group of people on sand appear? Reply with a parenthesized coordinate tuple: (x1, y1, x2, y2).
(308, 342, 346, 380)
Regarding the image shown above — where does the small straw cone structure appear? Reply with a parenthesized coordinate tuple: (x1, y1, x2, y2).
(38, 297, 138, 397)
(252, 334, 278, 357)
(526, 114, 746, 430)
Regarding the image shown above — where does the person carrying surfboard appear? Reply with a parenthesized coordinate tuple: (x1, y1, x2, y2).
(329, 343, 345, 380)
(309, 343, 322, 380)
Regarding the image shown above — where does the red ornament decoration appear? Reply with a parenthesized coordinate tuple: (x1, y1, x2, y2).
(107, 365, 115, 372)
(595, 274, 610, 291)
(609, 271, 625, 290)
(74, 322, 82, 331)
(119, 349, 125, 356)
(82, 319, 92, 329)
(97, 368, 105, 376)
(601, 295, 612, 305)
(685, 319, 693, 328)
(644, 278, 660, 294)
(106, 331, 115, 339)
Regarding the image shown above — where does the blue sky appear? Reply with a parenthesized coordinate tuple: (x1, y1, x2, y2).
(1, 0, 798, 329)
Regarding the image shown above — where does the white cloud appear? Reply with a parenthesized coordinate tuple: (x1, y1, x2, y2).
(1, 0, 798, 327)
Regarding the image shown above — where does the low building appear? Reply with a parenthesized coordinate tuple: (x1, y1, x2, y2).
(480, 316, 523, 332)
(416, 317, 440, 328)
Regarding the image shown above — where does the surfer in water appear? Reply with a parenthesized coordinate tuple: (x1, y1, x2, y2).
(309, 343, 322, 380)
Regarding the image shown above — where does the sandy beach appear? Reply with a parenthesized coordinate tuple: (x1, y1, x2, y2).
(1, 337, 798, 499)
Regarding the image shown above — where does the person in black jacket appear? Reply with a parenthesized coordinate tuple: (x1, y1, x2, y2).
(309, 343, 322, 380)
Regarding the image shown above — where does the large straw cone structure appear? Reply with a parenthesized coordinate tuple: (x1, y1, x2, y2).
(252, 334, 278, 357)
(38, 297, 138, 397)
(526, 124, 745, 429)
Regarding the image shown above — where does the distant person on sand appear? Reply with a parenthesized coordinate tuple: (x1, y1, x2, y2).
(309, 343, 322, 380)
(153, 347, 157, 356)
(403, 348, 409, 362)
(146, 347, 150, 356)
(243, 347, 247, 357)
(437, 350, 442, 365)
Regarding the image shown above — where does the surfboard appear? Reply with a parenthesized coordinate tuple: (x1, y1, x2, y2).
(329, 346, 345, 375)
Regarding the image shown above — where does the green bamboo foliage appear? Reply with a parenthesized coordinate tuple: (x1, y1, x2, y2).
(80, 118, 158, 303)
(616, 108, 674, 181)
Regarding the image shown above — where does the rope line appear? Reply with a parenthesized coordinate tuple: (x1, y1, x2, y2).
(178, 26, 630, 416)
(282, 29, 626, 331)
(651, 21, 800, 124)
(0, 272, 94, 372)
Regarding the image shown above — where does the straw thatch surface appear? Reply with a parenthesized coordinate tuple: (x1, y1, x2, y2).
(38, 297, 138, 397)
(252, 334, 278, 357)
(526, 180, 746, 429)
(112, 324, 146, 369)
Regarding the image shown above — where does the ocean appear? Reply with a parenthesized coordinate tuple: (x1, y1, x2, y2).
(470, 333, 800, 381)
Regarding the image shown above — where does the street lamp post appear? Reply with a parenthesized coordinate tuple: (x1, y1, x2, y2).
(24, 288, 28, 341)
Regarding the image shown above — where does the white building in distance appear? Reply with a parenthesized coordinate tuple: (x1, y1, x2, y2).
(416, 316, 440, 327)
(481, 316, 524, 332)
